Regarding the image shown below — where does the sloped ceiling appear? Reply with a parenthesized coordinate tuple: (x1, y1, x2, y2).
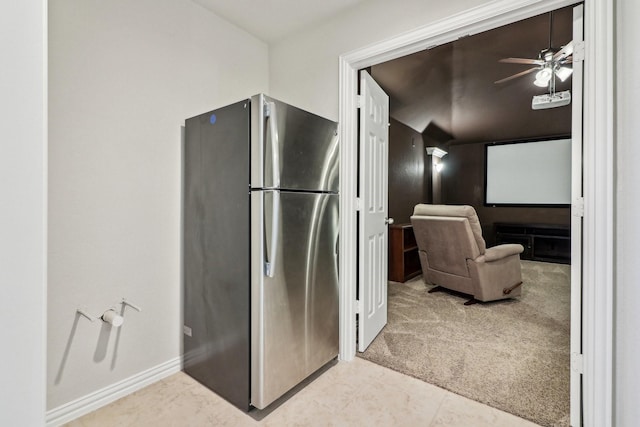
(371, 6, 574, 144)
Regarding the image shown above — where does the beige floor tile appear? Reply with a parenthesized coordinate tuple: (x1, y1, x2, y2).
(66, 358, 541, 427)
(430, 392, 541, 427)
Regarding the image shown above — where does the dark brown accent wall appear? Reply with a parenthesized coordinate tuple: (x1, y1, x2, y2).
(441, 142, 571, 246)
(388, 118, 430, 224)
(373, 6, 575, 241)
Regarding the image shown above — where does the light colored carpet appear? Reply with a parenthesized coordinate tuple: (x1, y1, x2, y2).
(358, 260, 570, 427)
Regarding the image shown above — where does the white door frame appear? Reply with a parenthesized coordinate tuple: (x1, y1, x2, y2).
(569, 5, 584, 425)
(337, 0, 614, 426)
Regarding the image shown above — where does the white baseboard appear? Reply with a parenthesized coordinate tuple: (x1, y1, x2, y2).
(46, 357, 182, 426)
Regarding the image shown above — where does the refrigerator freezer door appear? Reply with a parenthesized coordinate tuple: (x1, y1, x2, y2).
(251, 94, 339, 192)
(251, 191, 339, 409)
(183, 100, 251, 410)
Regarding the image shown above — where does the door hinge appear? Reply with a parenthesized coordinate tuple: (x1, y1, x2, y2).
(356, 95, 363, 109)
(571, 352, 584, 374)
(355, 197, 362, 211)
(355, 299, 363, 314)
(573, 41, 585, 62)
(573, 197, 584, 217)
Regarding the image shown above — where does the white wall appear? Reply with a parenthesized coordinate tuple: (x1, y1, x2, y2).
(0, 1, 47, 426)
(615, 0, 640, 424)
(269, 0, 489, 121)
(48, 0, 268, 410)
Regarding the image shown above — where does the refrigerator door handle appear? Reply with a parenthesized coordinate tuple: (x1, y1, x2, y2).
(264, 190, 280, 278)
(334, 232, 340, 277)
(265, 101, 281, 188)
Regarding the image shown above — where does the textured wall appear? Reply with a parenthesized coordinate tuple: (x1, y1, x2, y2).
(48, 0, 268, 409)
(388, 119, 430, 225)
(371, 7, 573, 241)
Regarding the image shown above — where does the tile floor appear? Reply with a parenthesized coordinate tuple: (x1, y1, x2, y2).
(67, 358, 541, 426)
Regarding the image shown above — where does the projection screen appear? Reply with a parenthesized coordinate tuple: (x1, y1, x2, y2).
(485, 138, 572, 206)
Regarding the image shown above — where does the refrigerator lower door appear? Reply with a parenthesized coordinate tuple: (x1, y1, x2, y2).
(251, 190, 339, 409)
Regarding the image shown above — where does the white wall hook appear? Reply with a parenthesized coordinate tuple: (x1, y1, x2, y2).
(122, 299, 142, 312)
(77, 309, 97, 322)
(102, 309, 124, 327)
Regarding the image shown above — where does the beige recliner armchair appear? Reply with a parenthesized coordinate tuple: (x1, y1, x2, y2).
(410, 204, 524, 304)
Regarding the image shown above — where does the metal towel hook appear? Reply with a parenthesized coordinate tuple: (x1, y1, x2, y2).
(77, 298, 142, 324)
(122, 298, 142, 312)
(76, 308, 97, 322)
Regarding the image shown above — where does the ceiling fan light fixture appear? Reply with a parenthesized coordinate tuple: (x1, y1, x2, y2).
(555, 66, 573, 82)
(542, 50, 555, 61)
(495, 9, 574, 91)
(534, 78, 549, 88)
(535, 67, 552, 81)
(534, 67, 552, 87)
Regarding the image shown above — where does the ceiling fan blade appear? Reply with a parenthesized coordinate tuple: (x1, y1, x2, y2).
(499, 57, 545, 65)
(553, 40, 574, 60)
(494, 67, 538, 84)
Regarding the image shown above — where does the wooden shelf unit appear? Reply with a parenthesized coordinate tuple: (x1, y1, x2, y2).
(389, 223, 422, 282)
(495, 222, 571, 264)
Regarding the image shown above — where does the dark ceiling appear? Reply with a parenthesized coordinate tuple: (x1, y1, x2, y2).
(371, 5, 574, 144)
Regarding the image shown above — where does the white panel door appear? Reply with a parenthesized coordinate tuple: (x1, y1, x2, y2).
(358, 71, 390, 352)
(570, 4, 584, 426)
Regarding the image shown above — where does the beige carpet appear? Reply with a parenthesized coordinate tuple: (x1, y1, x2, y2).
(358, 260, 570, 427)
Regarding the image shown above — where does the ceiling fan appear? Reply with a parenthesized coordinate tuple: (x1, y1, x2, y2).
(495, 11, 573, 90)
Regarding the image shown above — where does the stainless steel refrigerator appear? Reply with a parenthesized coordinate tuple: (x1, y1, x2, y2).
(183, 94, 339, 411)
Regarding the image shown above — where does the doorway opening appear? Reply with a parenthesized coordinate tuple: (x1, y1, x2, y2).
(355, 6, 576, 426)
(337, 1, 617, 426)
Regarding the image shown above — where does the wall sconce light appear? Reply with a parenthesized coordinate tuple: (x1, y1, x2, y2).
(426, 146, 447, 174)
(426, 147, 448, 159)
(426, 146, 447, 202)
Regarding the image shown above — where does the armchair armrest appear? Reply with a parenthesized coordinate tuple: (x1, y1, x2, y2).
(483, 244, 524, 262)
